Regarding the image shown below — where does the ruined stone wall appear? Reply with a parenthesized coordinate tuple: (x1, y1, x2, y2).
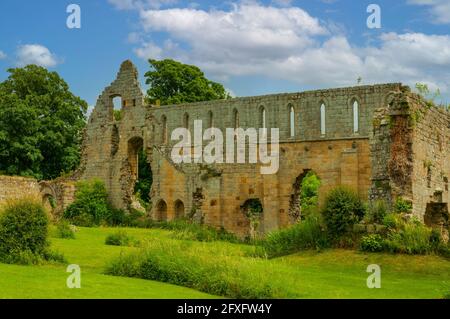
(369, 89, 450, 221)
(0, 175, 75, 217)
(410, 97, 450, 219)
(0, 176, 41, 203)
(79, 60, 406, 236)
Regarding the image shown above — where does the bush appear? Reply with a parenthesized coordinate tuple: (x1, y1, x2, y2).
(168, 220, 239, 243)
(64, 179, 110, 226)
(261, 212, 328, 257)
(0, 198, 64, 264)
(383, 221, 432, 255)
(382, 213, 399, 229)
(55, 220, 76, 239)
(365, 200, 388, 224)
(105, 231, 137, 247)
(394, 197, 412, 214)
(360, 234, 384, 252)
(0, 199, 49, 258)
(322, 187, 366, 240)
(105, 241, 283, 298)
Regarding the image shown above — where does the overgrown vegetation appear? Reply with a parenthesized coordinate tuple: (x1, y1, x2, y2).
(133, 148, 152, 208)
(105, 240, 282, 299)
(0, 198, 65, 264)
(261, 211, 328, 258)
(105, 230, 137, 247)
(64, 179, 111, 226)
(55, 220, 76, 239)
(321, 186, 366, 241)
(299, 171, 321, 218)
(151, 219, 240, 243)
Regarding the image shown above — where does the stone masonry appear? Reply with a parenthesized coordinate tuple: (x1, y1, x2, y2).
(74, 60, 450, 237)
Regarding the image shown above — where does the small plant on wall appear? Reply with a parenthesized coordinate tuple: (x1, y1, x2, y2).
(241, 199, 263, 240)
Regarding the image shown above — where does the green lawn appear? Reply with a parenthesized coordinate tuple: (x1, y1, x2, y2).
(0, 226, 449, 298)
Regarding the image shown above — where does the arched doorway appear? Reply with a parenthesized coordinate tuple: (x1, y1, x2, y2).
(127, 137, 152, 208)
(156, 199, 167, 221)
(289, 170, 321, 222)
(241, 198, 264, 239)
(174, 200, 185, 219)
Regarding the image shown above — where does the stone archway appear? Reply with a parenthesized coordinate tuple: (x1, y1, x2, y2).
(241, 198, 264, 239)
(155, 199, 167, 221)
(289, 169, 321, 222)
(174, 199, 185, 219)
(39, 182, 58, 216)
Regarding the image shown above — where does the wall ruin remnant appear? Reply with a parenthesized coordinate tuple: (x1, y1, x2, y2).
(75, 60, 450, 237)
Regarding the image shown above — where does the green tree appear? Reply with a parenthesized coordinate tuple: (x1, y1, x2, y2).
(144, 59, 230, 105)
(0, 65, 87, 179)
(300, 171, 321, 216)
(134, 148, 152, 206)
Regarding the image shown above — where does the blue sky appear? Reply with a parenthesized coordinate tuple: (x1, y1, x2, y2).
(0, 0, 449, 108)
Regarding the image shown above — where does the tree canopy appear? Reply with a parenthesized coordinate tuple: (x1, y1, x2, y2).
(0, 65, 87, 180)
(144, 59, 230, 105)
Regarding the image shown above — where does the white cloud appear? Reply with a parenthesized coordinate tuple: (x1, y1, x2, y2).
(16, 44, 60, 68)
(408, 0, 450, 24)
(108, 0, 177, 10)
(126, 2, 450, 97)
(0, 50, 6, 59)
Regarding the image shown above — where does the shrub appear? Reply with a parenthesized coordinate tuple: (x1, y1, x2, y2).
(360, 234, 384, 252)
(168, 220, 239, 243)
(105, 230, 137, 247)
(55, 220, 76, 239)
(382, 213, 399, 229)
(0, 199, 49, 259)
(365, 200, 388, 224)
(394, 197, 412, 214)
(384, 221, 432, 255)
(105, 241, 283, 298)
(0, 198, 64, 264)
(261, 212, 328, 257)
(64, 179, 110, 226)
(322, 186, 366, 240)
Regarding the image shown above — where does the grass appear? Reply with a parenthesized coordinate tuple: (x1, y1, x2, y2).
(0, 225, 449, 298)
(0, 226, 215, 299)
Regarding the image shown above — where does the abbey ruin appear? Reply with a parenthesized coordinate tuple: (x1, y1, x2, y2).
(1, 60, 449, 237)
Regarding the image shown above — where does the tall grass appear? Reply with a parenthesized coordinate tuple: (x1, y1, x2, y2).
(105, 240, 287, 298)
(260, 213, 329, 258)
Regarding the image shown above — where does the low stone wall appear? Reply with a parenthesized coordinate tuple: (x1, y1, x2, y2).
(0, 175, 41, 203)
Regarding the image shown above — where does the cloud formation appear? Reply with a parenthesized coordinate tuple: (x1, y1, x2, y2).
(0, 50, 6, 59)
(16, 44, 60, 68)
(111, 2, 450, 97)
(408, 0, 450, 24)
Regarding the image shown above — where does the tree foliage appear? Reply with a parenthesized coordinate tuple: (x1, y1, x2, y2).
(144, 59, 230, 105)
(0, 65, 87, 179)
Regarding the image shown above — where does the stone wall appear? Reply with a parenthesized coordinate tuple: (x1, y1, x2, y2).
(0, 176, 41, 203)
(0, 175, 75, 217)
(78, 60, 407, 237)
(369, 88, 450, 221)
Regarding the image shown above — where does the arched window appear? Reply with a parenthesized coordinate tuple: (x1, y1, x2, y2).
(208, 111, 213, 128)
(183, 113, 189, 129)
(174, 200, 185, 219)
(112, 95, 123, 121)
(161, 115, 167, 144)
(353, 100, 359, 133)
(260, 106, 266, 129)
(289, 104, 295, 137)
(320, 103, 326, 136)
(233, 109, 239, 129)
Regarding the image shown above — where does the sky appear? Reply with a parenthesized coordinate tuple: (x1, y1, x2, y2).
(0, 0, 449, 110)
